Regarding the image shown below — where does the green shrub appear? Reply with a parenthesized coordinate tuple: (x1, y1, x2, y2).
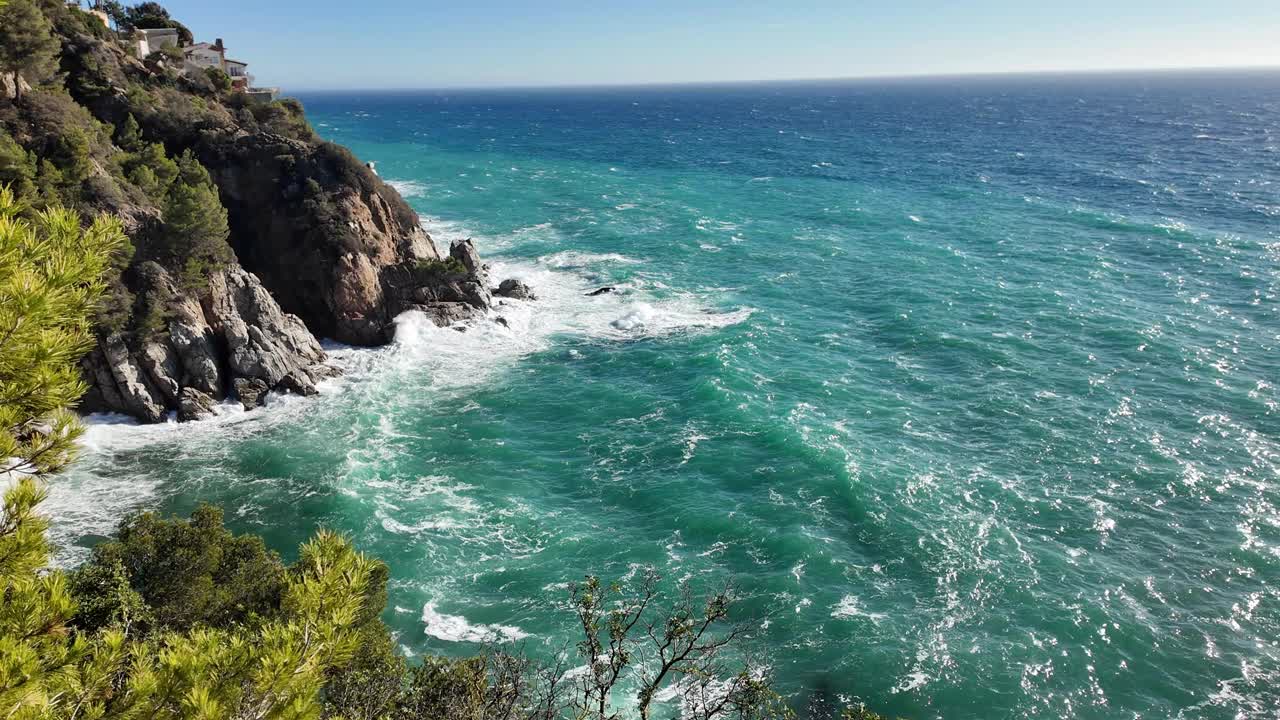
(70, 503, 286, 635)
(0, 130, 38, 201)
(159, 150, 234, 285)
(0, 0, 60, 99)
(205, 67, 232, 92)
(415, 256, 468, 277)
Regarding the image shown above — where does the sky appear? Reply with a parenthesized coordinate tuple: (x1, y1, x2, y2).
(148, 0, 1280, 90)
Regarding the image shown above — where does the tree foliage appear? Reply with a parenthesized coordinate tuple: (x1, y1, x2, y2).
(0, 0, 61, 99)
(112, 1, 193, 44)
(0, 186, 125, 479)
(160, 150, 233, 284)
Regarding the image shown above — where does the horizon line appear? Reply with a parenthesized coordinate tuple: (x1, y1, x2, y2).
(282, 63, 1280, 94)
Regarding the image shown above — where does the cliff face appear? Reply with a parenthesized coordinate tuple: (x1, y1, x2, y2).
(2, 3, 510, 421)
(79, 262, 335, 422)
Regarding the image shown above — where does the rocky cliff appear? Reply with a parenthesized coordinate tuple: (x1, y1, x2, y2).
(0, 2, 519, 422)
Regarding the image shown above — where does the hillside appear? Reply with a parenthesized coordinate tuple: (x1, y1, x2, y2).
(0, 0, 516, 422)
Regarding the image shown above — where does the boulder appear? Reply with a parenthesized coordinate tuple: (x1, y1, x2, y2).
(177, 387, 217, 422)
(494, 278, 536, 300)
(137, 341, 181, 405)
(278, 371, 318, 397)
(586, 286, 615, 297)
(450, 238, 484, 276)
(232, 377, 270, 410)
(407, 302, 477, 328)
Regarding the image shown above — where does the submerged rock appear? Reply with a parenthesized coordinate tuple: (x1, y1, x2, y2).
(586, 286, 615, 297)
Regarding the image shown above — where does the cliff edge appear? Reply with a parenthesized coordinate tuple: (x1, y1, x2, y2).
(0, 1, 513, 421)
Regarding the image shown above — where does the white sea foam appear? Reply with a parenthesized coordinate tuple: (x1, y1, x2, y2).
(47, 214, 753, 563)
(538, 250, 642, 268)
(421, 601, 529, 643)
(830, 595, 887, 623)
(385, 179, 429, 198)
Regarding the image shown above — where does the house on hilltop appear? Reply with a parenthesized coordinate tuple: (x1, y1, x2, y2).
(184, 39, 257, 91)
(133, 27, 180, 58)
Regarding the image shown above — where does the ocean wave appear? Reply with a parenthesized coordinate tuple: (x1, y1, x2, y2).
(385, 179, 428, 198)
(421, 601, 529, 643)
(538, 250, 643, 268)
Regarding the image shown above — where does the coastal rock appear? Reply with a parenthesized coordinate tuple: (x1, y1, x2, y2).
(233, 377, 269, 410)
(197, 133, 451, 346)
(279, 371, 318, 397)
(494, 278, 536, 301)
(101, 334, 167, 423)
(405, 302, 476, 328)
(177, 387, 216, 422)
(203, 266, 326, 386)
(79, 265, 333, 423)
(586, 286, 615, 296)
(450, 238, 484, 276)
(137, 341, 181, 405)
(169, 314, 223, 397)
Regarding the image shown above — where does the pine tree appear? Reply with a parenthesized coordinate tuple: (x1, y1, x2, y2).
(0, 185, 126, 717)
(0, 186, 126, 480)
(0, 194, 381, 714)
(0, 0, 61, 100)
(161, 150, 233, 284)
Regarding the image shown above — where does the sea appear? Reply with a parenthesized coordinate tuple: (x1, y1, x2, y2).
(47, 71, 1280, 719)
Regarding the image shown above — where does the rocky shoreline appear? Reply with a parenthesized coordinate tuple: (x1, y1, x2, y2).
(2, 3, 538, 423)
(80, 236, 536, 423)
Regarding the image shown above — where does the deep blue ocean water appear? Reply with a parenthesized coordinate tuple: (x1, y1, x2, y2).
(52, 72, 1280, 718)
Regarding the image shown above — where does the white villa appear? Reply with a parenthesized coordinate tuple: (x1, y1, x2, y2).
(132, 27, 180, 58)
(183, 39, 255, 90)
(131, 29, 279, 101)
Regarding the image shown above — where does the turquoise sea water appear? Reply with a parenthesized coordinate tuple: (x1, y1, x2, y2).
(51, 72, 1280, 718)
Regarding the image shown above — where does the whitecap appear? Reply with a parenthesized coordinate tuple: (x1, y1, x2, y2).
(385, 179, 428, 198)
(421, 602, 528, 643)
(830, 595, 887, 623)
(539, 250, 642, 268)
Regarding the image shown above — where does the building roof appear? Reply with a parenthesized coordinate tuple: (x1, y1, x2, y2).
(225, 59, 248, 67)
(136, 27, 179, 37)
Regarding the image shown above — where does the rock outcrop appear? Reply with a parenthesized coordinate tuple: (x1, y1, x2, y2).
(79, 264, 338, 421)
(21, 7, 523, 421)
(494, 278, 536, 301)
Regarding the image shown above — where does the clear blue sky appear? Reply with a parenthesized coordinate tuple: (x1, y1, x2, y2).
(150, 0, 1280, 89)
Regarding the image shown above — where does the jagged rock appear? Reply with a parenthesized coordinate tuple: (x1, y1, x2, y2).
(232, 377, 269, 410)
(586, 286, 615, 296)
(138, 341, 180, 405)
(169, 315, 223, 397)
(198, 133, 442, 345)
(406, 302, 478, 328)
(278, 371, 318, 397)
(450, 238, 483, 274)
(309, 363, 343, 381)
(101, 334, 167, 423)
(204, 267, 325, 387)
(494, 278, 536, 300)
(80, 266, 332, 422)
(494, 316, 509, 328)
(177, 387, 216, 422)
